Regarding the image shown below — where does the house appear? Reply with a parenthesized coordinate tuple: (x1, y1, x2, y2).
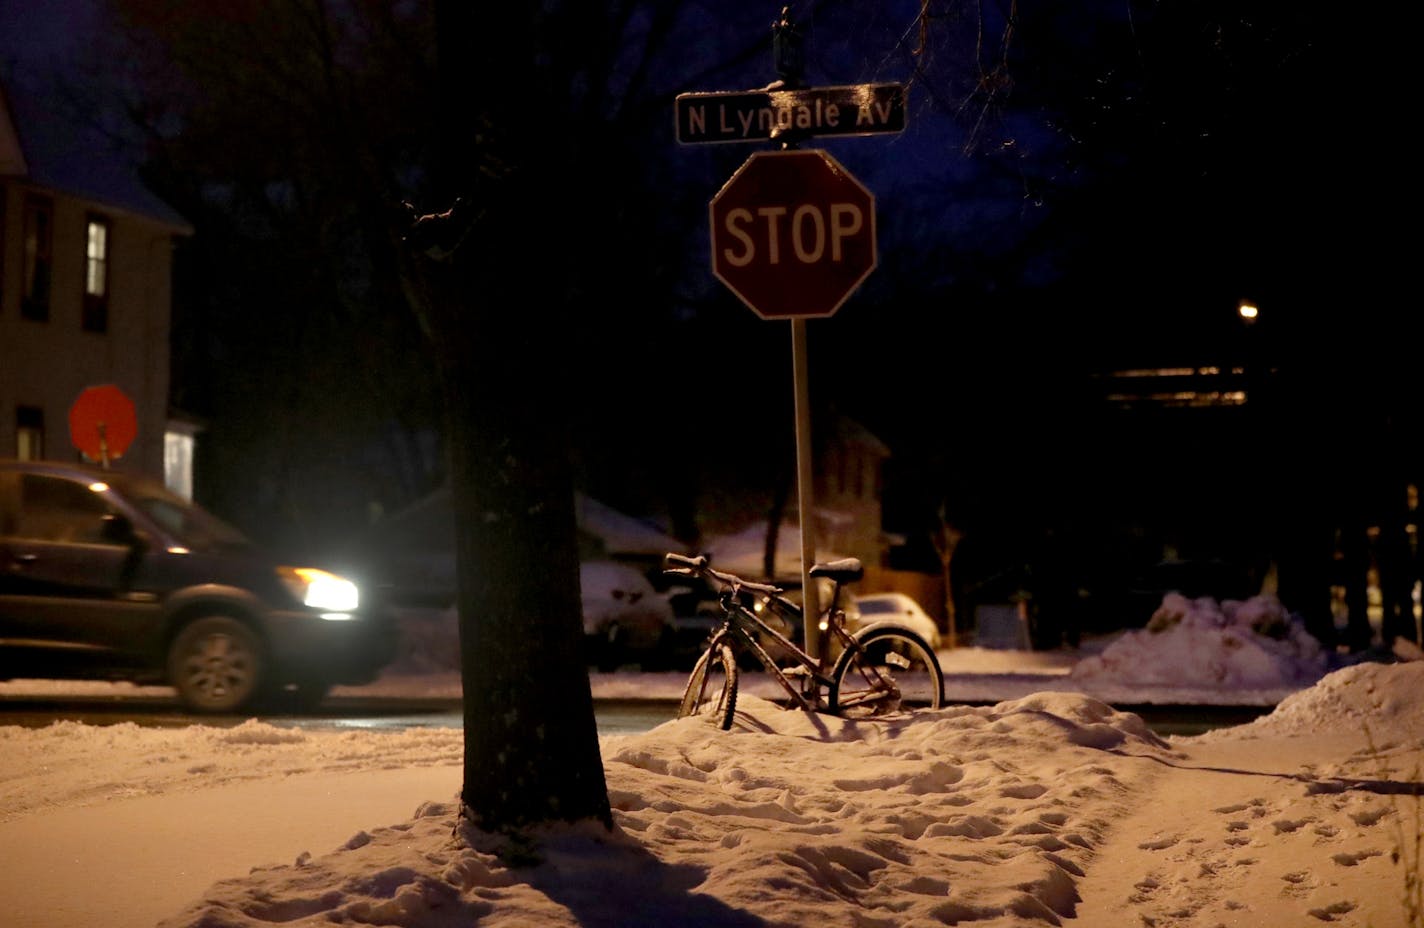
(814, 413, 895, 567)
(335, 486, 689, 608)
(0, 71, 194, 490)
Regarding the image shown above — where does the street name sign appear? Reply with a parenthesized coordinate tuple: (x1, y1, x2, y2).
(676, 83, 905, 145)
(709, 149, 876, 319)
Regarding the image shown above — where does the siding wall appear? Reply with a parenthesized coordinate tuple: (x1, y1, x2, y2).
(0, 179, 176, 480)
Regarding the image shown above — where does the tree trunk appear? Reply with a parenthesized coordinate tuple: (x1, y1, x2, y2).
(764, 475, 791, 580)
(426, 0, 610, 835)
(938, 541, 960, 648)
(934, 511, 961, 649)
(446, 328, 610, 832)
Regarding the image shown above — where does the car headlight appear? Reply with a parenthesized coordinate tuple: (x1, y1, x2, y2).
(278, 567, 360, 616)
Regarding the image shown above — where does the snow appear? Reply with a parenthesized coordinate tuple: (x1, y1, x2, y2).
(701, 521, 849, 579)
(1068, 591, 1332, 690)
(1, 594, 1420, 928)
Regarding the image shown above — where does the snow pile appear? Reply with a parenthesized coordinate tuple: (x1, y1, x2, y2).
(1200, 660, 1424, 742)
(1069, 592, 1329, 689)
(4, 660, 1423, 928)
(155, 692, 1184, 928)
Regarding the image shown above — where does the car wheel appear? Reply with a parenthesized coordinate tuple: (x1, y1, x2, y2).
(167, 616, 264, 713)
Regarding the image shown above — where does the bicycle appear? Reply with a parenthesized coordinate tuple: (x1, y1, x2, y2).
(663, 552, 945, 730)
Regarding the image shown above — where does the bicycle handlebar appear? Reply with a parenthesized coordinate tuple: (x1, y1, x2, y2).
(661, 552, 783, 595)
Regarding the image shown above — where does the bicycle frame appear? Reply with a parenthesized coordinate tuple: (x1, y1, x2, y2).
(701, 579, 863, 711)
(667, 551, 944, 726)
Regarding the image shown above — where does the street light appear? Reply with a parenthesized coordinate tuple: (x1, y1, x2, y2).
(1236, 299, 1265, 409)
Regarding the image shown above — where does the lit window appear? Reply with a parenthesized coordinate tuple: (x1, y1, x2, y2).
(83, 215, 110, 332)
(164, 430, 195, 500)
(16, 405, 44, 460)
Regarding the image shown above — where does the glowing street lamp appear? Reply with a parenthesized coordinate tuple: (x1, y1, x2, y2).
(1237, 300, 1264, 405)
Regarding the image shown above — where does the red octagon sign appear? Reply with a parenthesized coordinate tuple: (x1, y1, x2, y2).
(69, 384, 137, 463)
(710, 149, 876, 319)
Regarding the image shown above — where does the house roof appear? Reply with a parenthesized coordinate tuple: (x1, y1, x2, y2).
(0, 72, 192, 233)
(701, 520, 849, 582)
(829, 414, 890, 457)
(353, 485, 686, 560)
(0, 81, 26, 175)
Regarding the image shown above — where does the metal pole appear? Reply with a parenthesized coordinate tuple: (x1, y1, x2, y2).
(779, 8, 820, 661)
(791, 318, 822, 662)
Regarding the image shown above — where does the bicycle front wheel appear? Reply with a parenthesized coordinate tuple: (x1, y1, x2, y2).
(828, 626, 944, 718)
(678, 636, 739, 730)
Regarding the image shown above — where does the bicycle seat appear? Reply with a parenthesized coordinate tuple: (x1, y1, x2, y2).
(809, 558, 863, 585)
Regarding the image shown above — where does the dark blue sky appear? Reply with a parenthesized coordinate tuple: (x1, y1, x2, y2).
(4, 2, 1415, 597)
(0, 0, 99, 72)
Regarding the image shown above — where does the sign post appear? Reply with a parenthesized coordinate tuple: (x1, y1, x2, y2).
(681, 12, 902, 662)
(707, 148, 878, 662)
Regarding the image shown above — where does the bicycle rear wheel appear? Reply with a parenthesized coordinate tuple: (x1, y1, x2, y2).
(828, 626, 944, 718)
(678, 635, 739, 730)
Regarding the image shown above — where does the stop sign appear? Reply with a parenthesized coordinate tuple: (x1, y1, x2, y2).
(710, 149, 876, 319)
(69, 384, 137, 463)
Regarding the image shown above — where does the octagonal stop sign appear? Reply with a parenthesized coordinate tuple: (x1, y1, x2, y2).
(69, 384, 137, 464)
(710, 149, 876, 319)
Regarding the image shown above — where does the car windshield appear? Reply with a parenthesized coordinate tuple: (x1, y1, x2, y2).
(857, 599, 896, 614)
(111, 476, 252, 551)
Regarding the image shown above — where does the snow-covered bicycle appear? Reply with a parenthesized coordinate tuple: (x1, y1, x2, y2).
(663, 552, 945, 730)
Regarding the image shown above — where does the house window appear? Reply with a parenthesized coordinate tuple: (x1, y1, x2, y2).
(164, 429, 195, 500)
(21, 194, 53, 321)
(83, 214, 110, 332)
(16, 406, 44, 460)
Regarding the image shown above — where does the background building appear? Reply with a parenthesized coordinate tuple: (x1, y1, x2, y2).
(0, 73, 193, 489)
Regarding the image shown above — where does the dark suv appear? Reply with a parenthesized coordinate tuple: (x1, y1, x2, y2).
(0, 459, 396, 713)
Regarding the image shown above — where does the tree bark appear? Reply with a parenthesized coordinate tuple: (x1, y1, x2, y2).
(426, 0, 610, 835)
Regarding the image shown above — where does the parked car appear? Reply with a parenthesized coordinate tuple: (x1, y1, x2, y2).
(581, 560, 677, 671)
(850, 592, 942, 649)
(665, 577, 811, 670)
(0, 459, 396, 713)
(661, 573, 726, 668)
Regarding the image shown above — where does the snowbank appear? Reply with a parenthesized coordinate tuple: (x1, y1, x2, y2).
(1070, 592, 1330, 689)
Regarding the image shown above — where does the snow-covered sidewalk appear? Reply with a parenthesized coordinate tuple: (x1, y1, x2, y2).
(2, 661, 1420, 928)
(2, 592, 1419, 928)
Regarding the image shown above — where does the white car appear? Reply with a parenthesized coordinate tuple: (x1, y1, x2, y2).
(850, 592, 942, 650)
(581, 561, 676, 671)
